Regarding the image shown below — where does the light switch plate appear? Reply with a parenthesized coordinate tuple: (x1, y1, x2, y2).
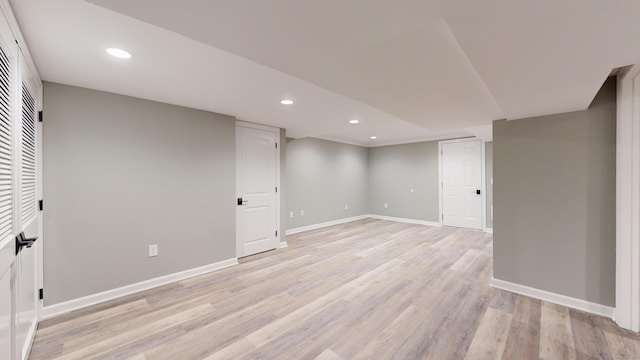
(148, 244, 158, 257)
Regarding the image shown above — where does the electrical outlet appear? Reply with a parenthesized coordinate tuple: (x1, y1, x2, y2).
(301, 210, 304, 216)
(289, 211, 294, 218)
(384, 203, 388, 208)
(344, 204, 348, 210)
(148, 244, 158, 257)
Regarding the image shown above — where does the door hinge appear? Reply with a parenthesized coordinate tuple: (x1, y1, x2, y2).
(38, 200, 43, 211)
(441, 214, 444, 220)
(38, 111, 43, 123)
(275, 186, 277, 193)
(275, 143, 278, 149)
(275, 230, 278, 237)
(39, 288, 43, 300)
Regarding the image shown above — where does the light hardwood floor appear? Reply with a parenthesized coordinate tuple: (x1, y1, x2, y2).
(30, 219, 640, 359)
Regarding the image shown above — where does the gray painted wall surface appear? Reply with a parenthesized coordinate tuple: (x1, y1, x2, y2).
(485, 142, 493, 229)
(493, 77, 616, 306)
(43, 82, 236, 305)
(368, 141, 440, 222)
(286, 138, 368, 229)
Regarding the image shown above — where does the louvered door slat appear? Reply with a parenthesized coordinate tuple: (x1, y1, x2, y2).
(21, 83, 36, 226)
(0, 44, 10, 241)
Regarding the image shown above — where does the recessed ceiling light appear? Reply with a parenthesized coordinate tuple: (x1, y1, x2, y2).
(349, 119, 359, 124)
(106, 48, 132, 59)
(280, 99, 294, 105)
(370, 136, 377, 140)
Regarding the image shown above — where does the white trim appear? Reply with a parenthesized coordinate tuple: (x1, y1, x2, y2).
(235, 119, 279, 133)
(279, 241, 288, 248)
(481, 140, 487, 230)
(367, 214, 442, 227)
(41, 258, 238, 320)
(491, 278, 614, 318)
(616, 65, 640, 331)
(484, 228, 493, 234)
(286, 215, 369, 235)
(20, 318, 37, 360)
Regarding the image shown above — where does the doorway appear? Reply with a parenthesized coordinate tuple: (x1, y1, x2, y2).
(439, 139, 483, 230)
(235, 121, 280, 257)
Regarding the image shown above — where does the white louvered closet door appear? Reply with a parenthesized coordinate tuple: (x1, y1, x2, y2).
(0, 4, 42, 359)
(13, 48, 41, 360)
(0, 16, 16, 360)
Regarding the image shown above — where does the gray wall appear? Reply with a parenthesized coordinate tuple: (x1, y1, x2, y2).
(43, 82, 236, 305)
(368, 141, 440, 222)
(286, 138, 368, 229)
(485, 142, 493, 229)
(493, 77, 616, 306)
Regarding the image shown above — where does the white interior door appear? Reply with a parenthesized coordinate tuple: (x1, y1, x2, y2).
(441, 139, 483, 229)
(0, 6, 42, 359)
(236, 123, 279, 258)
(14, 52, 40, 360)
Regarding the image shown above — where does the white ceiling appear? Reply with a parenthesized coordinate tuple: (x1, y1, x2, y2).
(10, 0, 640, 146)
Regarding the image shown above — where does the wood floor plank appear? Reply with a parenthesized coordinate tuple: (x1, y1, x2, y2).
(464, 307, 512, 360)
(28, 219, 640, 360)
(314, 349, 344, 360)
(502, 295, 542, 360)
(56, 303, 212, 359)
(202, 338, 256, 360)
(539, 302, 577, 360)
(569, 309, 613, 360)
(604, 330, 640, 359)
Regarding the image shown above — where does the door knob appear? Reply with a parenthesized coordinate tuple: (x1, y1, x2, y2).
(476, 189, 481, 195)
(237, 197, 249, 205)
(15, 232, 38, 255)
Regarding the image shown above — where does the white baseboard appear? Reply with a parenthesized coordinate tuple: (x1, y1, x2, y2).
(286, 215, 370, 235)
(279, 241, 288, 248)
(367, 214, 442, 227)
(42, 257, 238, 320)
(490, 278, 614, 318)
(484, 228, 493, 234)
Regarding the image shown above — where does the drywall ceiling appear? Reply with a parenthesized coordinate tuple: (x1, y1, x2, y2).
(11, 0, 640, 146)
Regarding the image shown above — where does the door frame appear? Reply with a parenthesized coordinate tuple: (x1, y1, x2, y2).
(616, 65, 640, 331)
(438, 137, 487, 230)
(235, 120, 281, 258)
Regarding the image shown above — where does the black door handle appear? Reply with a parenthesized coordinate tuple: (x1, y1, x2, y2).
(237, 197, 249, 206)
(476, 189, 481, 195)
(15, 232, 38, 255)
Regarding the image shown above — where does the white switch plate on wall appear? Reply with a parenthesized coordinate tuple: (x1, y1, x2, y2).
(344, 204, 348, 210)
(148, 244, 158, 257)
(384, 203, 388, 208)
(289, 211, 294, 218)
